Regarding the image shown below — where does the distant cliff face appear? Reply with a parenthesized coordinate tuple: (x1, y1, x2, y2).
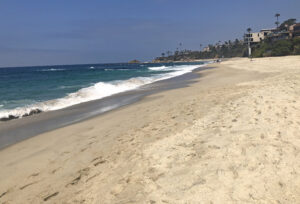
(128, 59, 141, 64)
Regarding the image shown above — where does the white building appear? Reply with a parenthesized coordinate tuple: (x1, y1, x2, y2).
(202, 46, 210, 52)
(244, 28, 277, 44)
(244, 32, 265, 43)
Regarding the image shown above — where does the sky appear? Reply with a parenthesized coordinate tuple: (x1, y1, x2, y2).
(0, 0, 300, 67)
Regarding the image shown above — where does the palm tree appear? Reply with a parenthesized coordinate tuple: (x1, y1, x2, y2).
(161, 53, 165, 58)
(275, 21, 280, 30)
(275, 13, 280, 29)
(200, 44, 202, 51)
(275, 13, 280, 21)
(234, 38, 239, 46)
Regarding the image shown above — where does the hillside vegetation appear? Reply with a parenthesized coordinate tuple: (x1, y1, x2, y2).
(155, 18, 300, 62)
(252, 38, 300, 57)
(154, 39, 248, 62)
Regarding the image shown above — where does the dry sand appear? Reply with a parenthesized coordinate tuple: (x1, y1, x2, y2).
(1, 56, 300, 203)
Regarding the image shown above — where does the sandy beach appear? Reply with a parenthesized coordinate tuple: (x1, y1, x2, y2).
(1, 56, 300, 203)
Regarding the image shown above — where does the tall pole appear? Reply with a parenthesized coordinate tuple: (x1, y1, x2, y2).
(247, 28, 252, 58)
(248, 38, 251, 57)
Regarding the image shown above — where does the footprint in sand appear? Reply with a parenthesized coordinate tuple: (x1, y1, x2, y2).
(86, 173, 101, 183)
(0, 190, 8, 199)
(19, 181, 39, 190)
(29, 172, 39, 178)
(43, 192, 59, 202)
(66, 167, 90, 187)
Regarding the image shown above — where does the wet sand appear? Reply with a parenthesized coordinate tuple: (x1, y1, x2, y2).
(0, 66, 209, 150)
(1, 56, 300, 203)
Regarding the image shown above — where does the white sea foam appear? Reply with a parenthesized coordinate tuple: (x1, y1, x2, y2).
(148, 66, 168, 71)
(0, 63, 208, 120)
(40, 68, 66, 72)
(58, 85, 84, 90)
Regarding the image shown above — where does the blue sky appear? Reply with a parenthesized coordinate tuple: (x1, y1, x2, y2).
(0, 0, 300, 67)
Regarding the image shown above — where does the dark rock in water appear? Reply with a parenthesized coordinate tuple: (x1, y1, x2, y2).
(23, 109, 42, 117)
(0, 109, 43, 121)
(0, 115, 19, 121)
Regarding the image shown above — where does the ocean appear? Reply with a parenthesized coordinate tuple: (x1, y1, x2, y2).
(0, 61, 208, 121)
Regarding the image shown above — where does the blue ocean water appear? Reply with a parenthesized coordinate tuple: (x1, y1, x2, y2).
(0, 61, 207, 119)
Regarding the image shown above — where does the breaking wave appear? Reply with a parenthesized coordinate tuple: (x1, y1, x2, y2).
(0, 64, 206, 121)
(148, 66, 168, 71)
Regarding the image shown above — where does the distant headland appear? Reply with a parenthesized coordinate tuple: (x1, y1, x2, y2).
(128, 59, 141, 64)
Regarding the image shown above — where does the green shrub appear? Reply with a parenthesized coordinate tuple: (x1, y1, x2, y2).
(293, 38, 300, 54)
(271, 40, 293, 56)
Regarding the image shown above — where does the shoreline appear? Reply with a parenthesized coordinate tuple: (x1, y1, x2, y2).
(0, 65, 212, 150)
(0, 62, 207, 122)
(1, 56, 300, 203)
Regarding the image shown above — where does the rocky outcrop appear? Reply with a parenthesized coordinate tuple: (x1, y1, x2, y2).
(0, 109, 42, 121)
